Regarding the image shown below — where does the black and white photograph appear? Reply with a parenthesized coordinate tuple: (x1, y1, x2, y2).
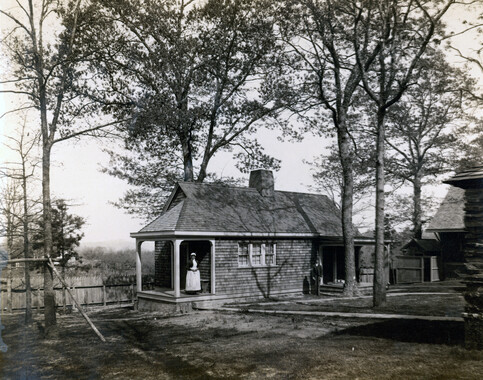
(1, 0, 482, 378)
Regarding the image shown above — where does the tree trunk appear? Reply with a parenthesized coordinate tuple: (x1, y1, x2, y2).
(373, 110, 387, 307)
(338, 125, 358, 297)
(412, 171, 423, 239)
(42, 142, 56, 329)
(181, 139, 194, 182)
(22, 174, 32, 324)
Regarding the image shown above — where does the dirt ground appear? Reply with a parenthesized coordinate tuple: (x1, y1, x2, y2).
(1, 281, 483, 379)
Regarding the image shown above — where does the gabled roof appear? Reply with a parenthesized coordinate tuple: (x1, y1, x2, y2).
(425, 186, 465, 233)
(137, 182, 343, 236)
(402, 238, 440, 252)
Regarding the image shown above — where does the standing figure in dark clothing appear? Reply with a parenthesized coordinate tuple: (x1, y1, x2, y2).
(312, 259, 323, 296)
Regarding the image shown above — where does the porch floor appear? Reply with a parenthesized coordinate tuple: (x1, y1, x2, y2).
(138, 287, 215, 303)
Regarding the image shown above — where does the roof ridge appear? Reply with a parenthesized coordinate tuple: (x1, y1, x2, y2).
(178, 181, 329, 198)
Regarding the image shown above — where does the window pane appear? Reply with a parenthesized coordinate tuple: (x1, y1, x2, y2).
(265, 243, 275, 265)
(252, 244, 261, 265)
(238, 243, 249, 267)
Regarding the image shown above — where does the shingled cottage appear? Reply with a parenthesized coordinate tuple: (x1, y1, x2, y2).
(131, 170, 376, 312)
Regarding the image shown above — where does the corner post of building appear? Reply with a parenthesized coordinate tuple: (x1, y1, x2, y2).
(210, 239, 216, 294)
(173, 239, 181, 298)
(136, 240, 143, 293)
(385, 244, 391, 285)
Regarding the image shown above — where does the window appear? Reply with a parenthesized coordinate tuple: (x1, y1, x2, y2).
(238, 242, 276, 267)
(264, 243, 276, 265)
(238, 243, 249, 267)
(251, 244, 262, 265)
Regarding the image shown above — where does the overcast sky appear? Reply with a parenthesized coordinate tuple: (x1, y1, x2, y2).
(1, 1, 481, 249)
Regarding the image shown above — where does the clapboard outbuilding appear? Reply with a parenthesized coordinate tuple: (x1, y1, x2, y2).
(131, 170, 375, 311)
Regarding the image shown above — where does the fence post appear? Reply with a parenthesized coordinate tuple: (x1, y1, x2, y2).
(103, 285, 106, 307)
(37, 288, 40, 310)
(131, 284, 134, 304)
(84, 289, 88, 308)
(72, 285, 76, 311)
(62, 285, 66, 312)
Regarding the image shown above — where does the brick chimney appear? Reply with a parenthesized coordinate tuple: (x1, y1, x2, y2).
(249, 169, 274, 197)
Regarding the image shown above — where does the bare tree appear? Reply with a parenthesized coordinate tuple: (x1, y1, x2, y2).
(1, 0, 119, 331)
(0, 121, 41, 324)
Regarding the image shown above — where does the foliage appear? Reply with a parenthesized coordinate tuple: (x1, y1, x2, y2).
(32, 200, 85, 266)
(79, 246, 154, 275)
(0, 180, 24, 258)
(385, 49, 475, 186)
(309, 146, 374, 213)
(75, 0, 285, 218)
(273, 0, 384, 296)
(383, 48, 477, 237)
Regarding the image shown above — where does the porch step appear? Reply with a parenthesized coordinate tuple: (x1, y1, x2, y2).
(319, 283, 373, 296)
(319, 284, 344, 295)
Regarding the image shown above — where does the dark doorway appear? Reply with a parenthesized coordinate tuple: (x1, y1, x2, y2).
(321, 246, 345, 284)
(180, 241, 211, 291)
(424, 257, 431, 282)
(322, 247, 334, 283)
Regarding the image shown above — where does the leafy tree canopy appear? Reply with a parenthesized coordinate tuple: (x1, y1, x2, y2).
(76, 0, 286, 218)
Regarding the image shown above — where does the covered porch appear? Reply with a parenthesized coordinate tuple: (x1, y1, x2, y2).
(318, 238, 390, 286)
(132, 233, 216, 304)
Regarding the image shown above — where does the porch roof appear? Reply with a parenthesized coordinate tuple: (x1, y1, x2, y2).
(133, 182, 344, 237)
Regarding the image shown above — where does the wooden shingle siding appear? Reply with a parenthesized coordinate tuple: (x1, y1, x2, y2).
(214, 238, 314, 297)
(155, 241, 171, 287)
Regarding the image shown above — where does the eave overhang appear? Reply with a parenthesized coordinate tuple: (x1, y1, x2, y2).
(130, 230, 379, 244)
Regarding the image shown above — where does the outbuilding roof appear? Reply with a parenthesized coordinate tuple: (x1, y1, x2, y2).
(137, 181, 343, 236)
(425, 186, 465, 233)
(402, 238, 441, 252)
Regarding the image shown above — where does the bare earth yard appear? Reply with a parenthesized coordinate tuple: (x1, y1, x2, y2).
(1, 281, 483, 379)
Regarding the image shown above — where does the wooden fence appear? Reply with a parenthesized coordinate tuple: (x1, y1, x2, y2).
(395, 255, 440, 283)
(1, 268, 154, 312)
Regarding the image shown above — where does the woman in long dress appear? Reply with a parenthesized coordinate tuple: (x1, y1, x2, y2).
(185, 253, 201, 293)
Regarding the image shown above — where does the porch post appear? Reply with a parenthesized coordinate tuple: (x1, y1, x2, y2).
(136, 240, 143, 293)
(173, 239, 181, 297)
(210, 240, 216, 294)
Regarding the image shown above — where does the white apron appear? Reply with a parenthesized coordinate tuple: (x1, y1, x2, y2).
(186, 260, 201, 292)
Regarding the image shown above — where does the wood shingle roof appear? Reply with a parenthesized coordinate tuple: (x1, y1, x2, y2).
(138, 181, 343, 236)
(425, 186, 465, 232)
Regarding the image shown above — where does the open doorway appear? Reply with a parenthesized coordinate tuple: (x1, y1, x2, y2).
(180, 241, 211, 292)
(319, 245, 362, 284)
(321, 246, 345, 284)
